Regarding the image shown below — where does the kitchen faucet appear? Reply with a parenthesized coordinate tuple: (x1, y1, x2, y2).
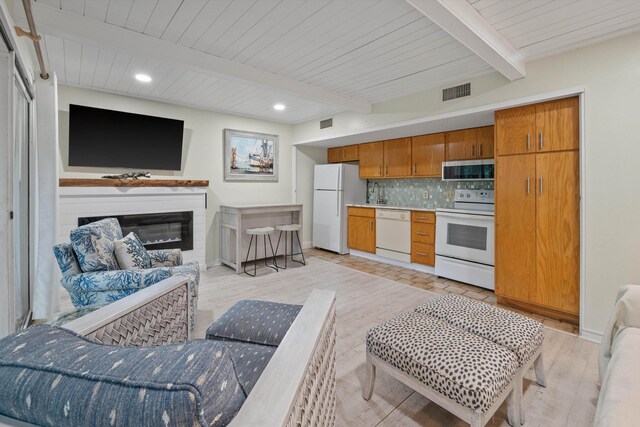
(372, 182, 384, 204)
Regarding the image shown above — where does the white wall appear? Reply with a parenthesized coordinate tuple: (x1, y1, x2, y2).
(57, 85, 293, 267)
(293, 31, 640, 337)
(295, 146, 326, 246)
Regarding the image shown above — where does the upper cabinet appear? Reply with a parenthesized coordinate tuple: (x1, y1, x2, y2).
(359, 139, 412, 179)
(383, 138, 412, 178)
(495, 97, 578, 156)
(535, 97, 579, 153)
(327, 125, 494, 179)
(327, 144, 359, 163)
(476, 126, 495, 159)
(445, 126, 494, 161)
(412, 133, 444, 177)
(446, 128, 477, 161)
(359, 142, 384, 178)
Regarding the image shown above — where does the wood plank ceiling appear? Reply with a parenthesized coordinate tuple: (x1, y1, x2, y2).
(23, 0, 640, 124)
(467, 0, 640, 59)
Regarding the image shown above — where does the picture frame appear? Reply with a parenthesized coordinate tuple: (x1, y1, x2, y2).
(224, 129, 279, 182)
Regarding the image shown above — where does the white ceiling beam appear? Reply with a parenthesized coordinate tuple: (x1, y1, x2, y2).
(406, 0, 525, 80)
(15, 3, 372, 113)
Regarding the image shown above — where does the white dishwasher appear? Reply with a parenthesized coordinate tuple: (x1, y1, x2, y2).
(376, 209, 411, 263)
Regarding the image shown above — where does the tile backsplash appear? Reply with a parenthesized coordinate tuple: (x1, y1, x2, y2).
(367, 178, 494, 209)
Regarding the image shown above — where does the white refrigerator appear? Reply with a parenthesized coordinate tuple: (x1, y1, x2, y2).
(313, 163, 366, 254)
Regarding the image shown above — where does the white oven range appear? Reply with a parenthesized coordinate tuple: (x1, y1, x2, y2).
(435, 189, 495, 290)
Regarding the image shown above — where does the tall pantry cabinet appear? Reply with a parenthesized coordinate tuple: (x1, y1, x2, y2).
(494, 96, 580, 324)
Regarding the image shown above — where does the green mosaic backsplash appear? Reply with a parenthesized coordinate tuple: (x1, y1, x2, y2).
(367, 178, 494, 209)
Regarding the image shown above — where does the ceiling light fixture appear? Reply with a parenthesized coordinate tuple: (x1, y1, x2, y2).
(273, 103, 286, 111)
(135, 73, 152, 83)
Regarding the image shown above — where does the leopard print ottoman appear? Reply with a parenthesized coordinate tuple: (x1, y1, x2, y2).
(414, 294, 544, 365)
(366, 312, 519, 416)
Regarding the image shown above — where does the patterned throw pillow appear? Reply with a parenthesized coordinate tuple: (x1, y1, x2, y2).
(114, 232, 152, 269)
(70, 218, 123, 272)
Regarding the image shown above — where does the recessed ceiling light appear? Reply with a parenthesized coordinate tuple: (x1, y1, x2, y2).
(273, 103, 286, 111)
(135, 73, 152, 83)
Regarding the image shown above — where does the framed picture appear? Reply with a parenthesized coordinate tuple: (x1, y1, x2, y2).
(224, 129, 279, 182)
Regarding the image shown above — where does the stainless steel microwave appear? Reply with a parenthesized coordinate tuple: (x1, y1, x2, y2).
(442, 159, 494, 181)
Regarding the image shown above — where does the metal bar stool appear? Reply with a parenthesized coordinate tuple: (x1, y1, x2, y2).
(274, 224, 306, 269)
(244, 227, 278, 277)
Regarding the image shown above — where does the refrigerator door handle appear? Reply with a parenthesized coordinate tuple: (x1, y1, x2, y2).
(337, 167, 341, 192)
(336, 192, 340, 216)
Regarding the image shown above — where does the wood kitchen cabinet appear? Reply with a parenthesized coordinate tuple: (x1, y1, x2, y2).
(495, 97, 578, 156)
(476, 126, 495, 159)
(533, 151, 580, 314)
(412, 133, 445, 177)
(446, 128, 477, 161)
(359, 142, 384, 178)
(360, 138, 411, 179)
(347, 207, 376, 253)
(411, 211, 435, 266)
(495, 97, 580, 323)
(383, 138, 412, 177)
(495, 154, 537, 303)
(328, 144, 359, 163)
(445, 126, 494, 161)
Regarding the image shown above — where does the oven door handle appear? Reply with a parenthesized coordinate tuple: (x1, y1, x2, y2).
(436, 212, 493, 220)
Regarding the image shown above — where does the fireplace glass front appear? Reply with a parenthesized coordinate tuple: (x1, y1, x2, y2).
(78, 211, 193, 251)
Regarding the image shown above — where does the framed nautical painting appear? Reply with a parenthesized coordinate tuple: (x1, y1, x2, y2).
(224, 129, 279, 182)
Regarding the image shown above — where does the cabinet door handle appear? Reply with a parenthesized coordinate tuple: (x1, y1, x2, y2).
(478, 143, 482, 157)
(527, 133, 531, 151)
(413, 164, 417, 174)
(539, 132, 543, 150)
(385, 165, 388, 175)
(416, 232, 429, 236)
(539, 176, 543, 194)
(527, 177, 531, 194)
(370, 220, 373, 230)
(379, 166, 382, 175)
(471, 144, 475, 158)
(416, 216, 427, 220)
(416, 252, 428, 256)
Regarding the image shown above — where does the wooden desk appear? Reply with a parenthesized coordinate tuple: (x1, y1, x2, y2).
(219, 204, 303, 273)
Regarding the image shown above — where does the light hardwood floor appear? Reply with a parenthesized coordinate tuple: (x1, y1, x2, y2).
(193, 257, 599, 427)
(56, 255, 599, 426)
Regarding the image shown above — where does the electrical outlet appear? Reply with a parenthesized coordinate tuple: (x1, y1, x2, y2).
(445, 190, 454, 198)
(423, 191, 429, 199)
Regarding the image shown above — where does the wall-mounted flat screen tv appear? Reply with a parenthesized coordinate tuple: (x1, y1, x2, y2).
(68, 104, 184, 171)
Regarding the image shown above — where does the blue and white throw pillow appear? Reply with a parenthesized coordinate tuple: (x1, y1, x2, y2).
(114, 232, 152, 270)
(70, 218, 123, 272)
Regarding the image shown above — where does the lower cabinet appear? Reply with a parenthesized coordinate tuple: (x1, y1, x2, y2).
(495, 150, 579, 323)
(347, 207, 376, 253)
(411, 211, 435, 266)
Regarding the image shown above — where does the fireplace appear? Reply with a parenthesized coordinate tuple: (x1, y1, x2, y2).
(78, 211, 193, 251)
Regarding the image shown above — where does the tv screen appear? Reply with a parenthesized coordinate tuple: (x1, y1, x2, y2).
(68, 104, 184, 170)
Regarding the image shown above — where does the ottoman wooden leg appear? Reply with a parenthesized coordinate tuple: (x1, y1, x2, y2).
(507, 375, 522, 427)
(362, 355, 376, 401)
(534, 353, 547, 387)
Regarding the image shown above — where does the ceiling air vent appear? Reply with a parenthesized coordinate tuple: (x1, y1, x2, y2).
(442, 83, 471, 101)
(320, 118, 333, 129)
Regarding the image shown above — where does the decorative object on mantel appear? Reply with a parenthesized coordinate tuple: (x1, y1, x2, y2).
(59, 179, 209, 188)
(101, 172, 151, 180)
(224, 128, 279, 182)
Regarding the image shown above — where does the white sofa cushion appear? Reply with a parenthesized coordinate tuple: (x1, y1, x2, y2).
(595, 327, 640, 427)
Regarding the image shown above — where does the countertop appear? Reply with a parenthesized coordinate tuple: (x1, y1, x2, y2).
(346, 203, 436, 212)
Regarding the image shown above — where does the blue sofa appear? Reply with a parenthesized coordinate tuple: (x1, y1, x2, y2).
(0, 277, 337, 427)
(53, 218, 199, 328)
